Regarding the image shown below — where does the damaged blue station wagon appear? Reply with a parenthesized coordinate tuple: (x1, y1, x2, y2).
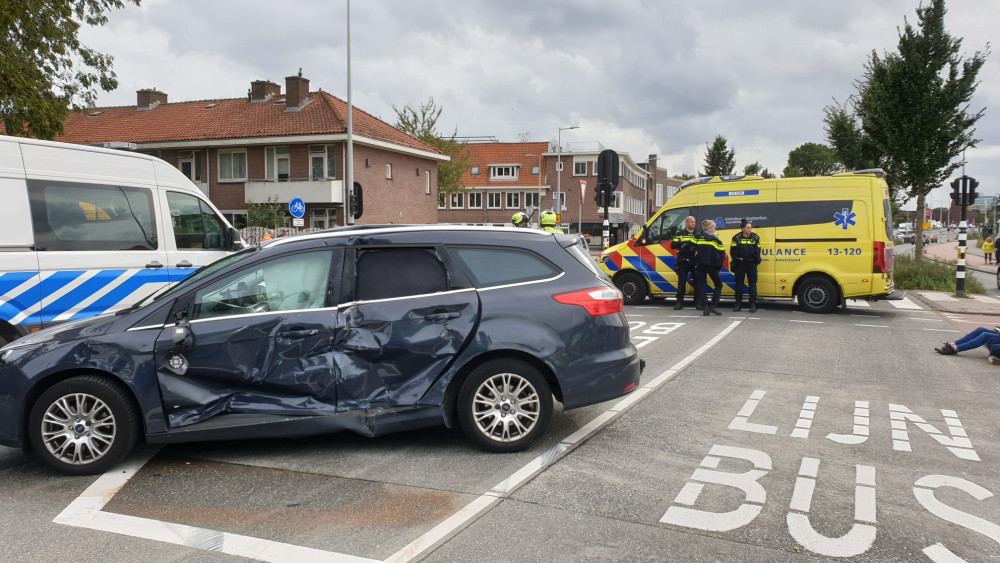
(0, 226, 642, 474)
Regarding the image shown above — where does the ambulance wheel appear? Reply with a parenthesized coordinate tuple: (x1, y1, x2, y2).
(797, 277, 838, 314)
(615, 272, 647, 305)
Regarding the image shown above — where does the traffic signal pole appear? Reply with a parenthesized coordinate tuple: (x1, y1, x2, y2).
(951, 175, 980, 298)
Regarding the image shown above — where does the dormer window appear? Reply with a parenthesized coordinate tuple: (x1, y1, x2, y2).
(490, 165, 519, 181)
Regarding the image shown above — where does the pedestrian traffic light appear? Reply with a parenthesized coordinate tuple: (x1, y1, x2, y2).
(350, 182, 363, 219)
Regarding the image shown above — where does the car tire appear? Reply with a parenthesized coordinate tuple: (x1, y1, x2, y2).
(996, 267, 1000, 290)
(457, 358, 552, 453)
(28, 375, 140, 475)
(796, 276, 839, 314)
(615, 272, 648, 305)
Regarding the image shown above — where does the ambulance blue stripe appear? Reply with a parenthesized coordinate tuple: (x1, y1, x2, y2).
(68, 269, 174, 320)
(41, 270, 128, 322)
(623, 255, 656, 274)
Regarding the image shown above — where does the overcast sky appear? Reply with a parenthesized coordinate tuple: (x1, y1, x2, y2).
(79, 0, 997, 212)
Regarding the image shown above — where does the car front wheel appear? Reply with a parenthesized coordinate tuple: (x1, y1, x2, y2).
(28, 375, 140, 475)
(797, 277, 839, 314)
(457, 359, 552, 453)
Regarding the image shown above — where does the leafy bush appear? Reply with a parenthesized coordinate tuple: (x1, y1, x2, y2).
(894, 254, 984, 294)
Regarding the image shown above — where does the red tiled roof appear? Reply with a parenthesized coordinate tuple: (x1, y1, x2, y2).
(460, 141, 550, 186)
(53, 91, 440, 154)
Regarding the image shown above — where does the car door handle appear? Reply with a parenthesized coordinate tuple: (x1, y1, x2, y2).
(278, 329, 320, 339)
(176, 260, 193, 268)
(424, 312, 460, 321)
(145, 261, 164, 269)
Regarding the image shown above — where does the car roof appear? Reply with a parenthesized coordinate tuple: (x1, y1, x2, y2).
(264, 224, 559, 248)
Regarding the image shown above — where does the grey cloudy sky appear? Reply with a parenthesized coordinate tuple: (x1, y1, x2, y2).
(80, 0, 998, 211)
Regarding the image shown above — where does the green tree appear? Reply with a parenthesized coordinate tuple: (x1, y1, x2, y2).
(392, 97, 471, 194)
(701, 135, 736, 176)
(826, 0, 988, 259)
(742, 161, 775, 178)
(1, 0, 139, 139)
(246, 196, 286, 230)
(782, 142, 841, 177)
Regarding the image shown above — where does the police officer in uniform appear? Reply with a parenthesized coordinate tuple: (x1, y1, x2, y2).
(512, 212, 529, 228)
(670, 215, 699, 309)
(540, 210, 563, 233)
(730, 218, 762, 312)
(695, 219, 726, 316)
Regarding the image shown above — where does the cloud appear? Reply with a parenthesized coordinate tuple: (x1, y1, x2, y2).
(78, 0, 999, 194)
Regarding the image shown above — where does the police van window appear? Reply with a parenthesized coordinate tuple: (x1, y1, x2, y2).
(646, 208, 690, 244)
(28, 181, 157, 251)
(166, 191, 226, 250)
(357, 248, 447, 300)
(192, 250, 334, 320)
(452, 247, 558, 287)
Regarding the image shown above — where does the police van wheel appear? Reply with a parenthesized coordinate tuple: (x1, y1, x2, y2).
(797, 277, 838, 314)
(615, 273, 647, 305)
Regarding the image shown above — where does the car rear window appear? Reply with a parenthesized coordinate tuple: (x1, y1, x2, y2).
(452, 247, 559, 287)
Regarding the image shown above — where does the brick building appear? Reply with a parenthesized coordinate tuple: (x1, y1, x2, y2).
(55, 71, 447, 228)
(438, 140, 652, 243)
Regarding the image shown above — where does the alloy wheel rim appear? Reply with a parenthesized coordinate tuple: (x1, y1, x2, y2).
(40, 393, 116, 465)
(472, 373, 540, 442)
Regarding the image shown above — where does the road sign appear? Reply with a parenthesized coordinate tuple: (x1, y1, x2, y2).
(289, 198, 305, 218)
(580, 179, 587, 198)
(292, 218, 305, 227)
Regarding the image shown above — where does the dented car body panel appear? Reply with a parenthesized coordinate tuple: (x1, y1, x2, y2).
(0, 226, 641, 452)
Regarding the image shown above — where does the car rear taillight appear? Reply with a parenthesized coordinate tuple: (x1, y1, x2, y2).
(873, 241, 887, 273)
(553, 287, 624, 316)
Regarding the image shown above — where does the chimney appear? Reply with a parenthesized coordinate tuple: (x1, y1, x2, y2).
(284, 71, 310, 111)
(136, 88, 167, 111)
(250, 80, 281, 103)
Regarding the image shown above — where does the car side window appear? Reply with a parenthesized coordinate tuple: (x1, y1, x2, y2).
(451, 247, 559, 287)
(356, 248, 447, 300)
(166, 191, 226, 250)
(192, 251, 333, 319)
(27, 180, 158, 251)
(646, 208, 690, 244)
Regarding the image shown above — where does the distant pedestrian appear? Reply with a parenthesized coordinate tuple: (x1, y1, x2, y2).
(695, 219, 725, 316)
(261, 229, 274, 242)
(935, 327, 1000, 362)
(983, 236, 995, 264)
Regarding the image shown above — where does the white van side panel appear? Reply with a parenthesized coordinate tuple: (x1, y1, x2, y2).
(0, 143, 33, 248)
(20, 142, 157, 187)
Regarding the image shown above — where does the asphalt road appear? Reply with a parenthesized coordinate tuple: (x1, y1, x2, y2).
(2, 296, 998, 562)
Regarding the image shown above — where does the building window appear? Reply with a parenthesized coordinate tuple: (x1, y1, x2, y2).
(471, 166, 480, 175)
(425, 171, 431, 194)
(222, 211, 248, 229)
(487, 192, 502, 209)
(438, 193, 447, 209)
(524, 192, 540, 208)
(506, 192, 520, 209)
(467, 192, 482, 209)
(489, 165, 519, 181)
(308, 145, 337, 180)
(450, 192, 464, 209)
(218, 150, 247, 182)
(556, 192, 566, 211)
(264, 147, 290, 181)
(573, 161, 587, 176)
(386, 164, 393, 179)
(656, 184, 664, 207)
(532, 165, 540, 175)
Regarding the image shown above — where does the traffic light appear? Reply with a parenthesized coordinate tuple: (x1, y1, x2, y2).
(349, 182, 363, 219)
(594, 182, 612, 207)
(967, 177, 980, 204)
(950, 190, 962, 206)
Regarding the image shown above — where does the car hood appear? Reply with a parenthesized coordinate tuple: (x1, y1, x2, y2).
(3, 314, 116, 350)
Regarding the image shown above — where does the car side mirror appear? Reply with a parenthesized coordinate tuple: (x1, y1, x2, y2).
(226, 227, 243, 251)
(171, 311, 193, 349)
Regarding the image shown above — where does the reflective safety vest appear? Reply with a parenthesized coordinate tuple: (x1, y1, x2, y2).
(730, 232, 762, 264)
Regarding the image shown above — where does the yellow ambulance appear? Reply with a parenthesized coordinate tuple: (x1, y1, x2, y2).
(598, 170, 894, 313)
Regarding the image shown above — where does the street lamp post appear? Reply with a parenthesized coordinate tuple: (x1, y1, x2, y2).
(525, 153, 544, 227)
(556, 126, 579, 224)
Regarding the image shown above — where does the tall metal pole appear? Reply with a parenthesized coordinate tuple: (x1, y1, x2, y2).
(957, 177, 968, 297)
(345, 0, 354, 225)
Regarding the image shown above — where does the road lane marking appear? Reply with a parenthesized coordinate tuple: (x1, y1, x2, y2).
(389, 320, 746, 561)
(851, 314, 880, 318)
(855, 324, 889, 328)
(890, 297, 923, 309)
(923, 328, 961, 333)
(791, 320, 822, 324)
(846, 300, 872, 307)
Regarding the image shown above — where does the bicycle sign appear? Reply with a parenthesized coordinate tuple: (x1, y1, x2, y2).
(288, 197, 305, 218)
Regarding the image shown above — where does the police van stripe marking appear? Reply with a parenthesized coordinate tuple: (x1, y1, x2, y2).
(47, 270, 127, 322)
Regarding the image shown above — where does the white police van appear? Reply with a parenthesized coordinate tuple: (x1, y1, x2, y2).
(0, 136, 242, 346)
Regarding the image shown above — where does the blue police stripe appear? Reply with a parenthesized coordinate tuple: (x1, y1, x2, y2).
(41, 270, 128, 323)
(0, 272, 37, 294)
(68, 269, 175, 320)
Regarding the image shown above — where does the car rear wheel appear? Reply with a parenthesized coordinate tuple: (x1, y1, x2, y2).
(457, 358, 552, 453)
(615, 272, 648, 305)
(797, 276, 839, 314)
(28, 375, 139, 475)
